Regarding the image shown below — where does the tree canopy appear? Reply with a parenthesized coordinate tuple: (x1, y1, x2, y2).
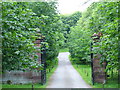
(68, 2, 119, 70)
(2, 1, 64, 72)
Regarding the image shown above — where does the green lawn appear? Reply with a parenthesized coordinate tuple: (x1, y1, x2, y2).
(2, 83, 45, 88)
(2, 63, 58, 89)
(71, 63, 119, 88)
(72, 64, 92, 86)
(59, 48, 69, 52)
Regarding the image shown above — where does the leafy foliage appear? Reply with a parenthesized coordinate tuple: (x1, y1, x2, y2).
(30, 2, 65, 68)
(2, 2, 42, 71)
(89, 2, 119, 70)
(60, 12, 82, 48)
(2, 1, 64, 72)
(68, 2, 119, 70)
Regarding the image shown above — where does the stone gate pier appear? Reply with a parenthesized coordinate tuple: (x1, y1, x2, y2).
(91, 32, 106, 84)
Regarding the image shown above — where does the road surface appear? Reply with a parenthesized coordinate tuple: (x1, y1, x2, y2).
(46, 52, 91, 88)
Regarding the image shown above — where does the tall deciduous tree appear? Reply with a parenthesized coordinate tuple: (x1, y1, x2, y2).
(2, 1, 65, 71)
(68, 2, 119, 70)
(2, 2, 42, 71)
(60, 11, 82, 48)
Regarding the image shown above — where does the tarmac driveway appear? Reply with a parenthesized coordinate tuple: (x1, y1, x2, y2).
(46, 52, 91, 88)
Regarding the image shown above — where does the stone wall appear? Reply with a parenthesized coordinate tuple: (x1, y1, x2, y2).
(2, 70, 41, 84)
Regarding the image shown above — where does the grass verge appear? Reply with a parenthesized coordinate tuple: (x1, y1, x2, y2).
(45, 61, 58, 87)
(2, 83, 45, 88)
(70, 57, 119, 88)
(59, 48, 69, 52)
